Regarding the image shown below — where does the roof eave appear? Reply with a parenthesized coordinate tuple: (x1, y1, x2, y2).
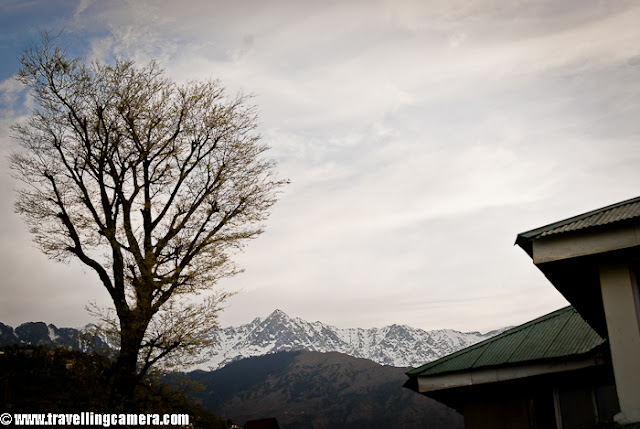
(515, 234, 533, 258)
(516, 195, 640, 247)
(407, 351, 606, 394)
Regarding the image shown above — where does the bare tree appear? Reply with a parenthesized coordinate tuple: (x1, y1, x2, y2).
(10, 36, 287, 405)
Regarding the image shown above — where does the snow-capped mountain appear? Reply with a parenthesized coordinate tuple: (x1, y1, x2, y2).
(0, 321, 112, 354)
(201, 309, 504, 370)
(2, 312, 505, 371)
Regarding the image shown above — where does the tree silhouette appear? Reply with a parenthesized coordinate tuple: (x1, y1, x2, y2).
(10, 35, 287, 406)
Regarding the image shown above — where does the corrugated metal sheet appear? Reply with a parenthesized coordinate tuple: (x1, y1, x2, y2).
(517, 196, 640, 243)
(537, 199, 640, 238)
(546, 308, 604, 356)
(473, 326, 528, 367)
(406, 306, 605, 378)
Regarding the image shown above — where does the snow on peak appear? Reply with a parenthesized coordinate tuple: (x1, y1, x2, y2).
(196, 310, 502, 371)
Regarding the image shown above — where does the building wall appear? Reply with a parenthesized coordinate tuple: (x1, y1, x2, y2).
(464, 398, 530, 429)
(599, 261, 640, 424)
(462, 388, 600, 429)
(452, 367, 618, 429)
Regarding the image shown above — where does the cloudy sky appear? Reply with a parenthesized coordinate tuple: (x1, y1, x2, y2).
(1, 0, 640, 333)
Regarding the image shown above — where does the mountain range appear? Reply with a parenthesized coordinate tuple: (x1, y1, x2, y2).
(182, 350, 464, 429)
(1, 312, 499, 427)
(1, 310, 504, 370)
(0, 320, 110, 354)
(201, 309, 503, 370)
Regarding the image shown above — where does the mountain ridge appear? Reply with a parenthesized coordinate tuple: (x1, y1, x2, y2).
(0, 321, 111, 353)
(202, 309, 505, 370)
(1, 310, 506, 370)
(183, 349, 464, 429)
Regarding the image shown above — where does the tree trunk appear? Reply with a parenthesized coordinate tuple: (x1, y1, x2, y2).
(109, 316, 146, 411)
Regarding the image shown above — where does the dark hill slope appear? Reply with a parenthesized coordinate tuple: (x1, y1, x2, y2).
(185, 350, 462, 429)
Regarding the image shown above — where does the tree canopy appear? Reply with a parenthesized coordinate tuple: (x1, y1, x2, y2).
(10, 36, 287, 404)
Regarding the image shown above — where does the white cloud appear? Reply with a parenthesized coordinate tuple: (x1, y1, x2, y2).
(0, 76, 23, 104)
(3, 0, 640, 332)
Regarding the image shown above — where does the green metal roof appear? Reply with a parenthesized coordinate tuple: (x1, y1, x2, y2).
(406, 306, 605, 378)
(516, 195, 640, 255)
